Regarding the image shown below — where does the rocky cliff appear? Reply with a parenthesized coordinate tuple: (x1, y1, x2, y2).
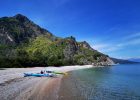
(0, 14, 115, 67)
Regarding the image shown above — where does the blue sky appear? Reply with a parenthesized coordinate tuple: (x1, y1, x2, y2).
(0, 0, 140, 59)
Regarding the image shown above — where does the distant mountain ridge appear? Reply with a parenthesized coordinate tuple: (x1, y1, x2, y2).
(127, 58, 140, 62)
(0, 14, 135, 67)
(110, 58, 137, 64)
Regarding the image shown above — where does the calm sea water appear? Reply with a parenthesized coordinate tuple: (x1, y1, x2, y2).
(63, 64, 140, 100)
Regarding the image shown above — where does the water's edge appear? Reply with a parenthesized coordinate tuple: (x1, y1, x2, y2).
(58, 64, 140, 100)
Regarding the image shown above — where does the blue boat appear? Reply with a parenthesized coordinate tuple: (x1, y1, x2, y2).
(24, 73, 54, 77)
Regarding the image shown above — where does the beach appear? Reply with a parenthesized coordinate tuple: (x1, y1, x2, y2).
(0, 65, 94, 100)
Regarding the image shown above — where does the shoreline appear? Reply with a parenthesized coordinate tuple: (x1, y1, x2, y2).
(0, 65, 95, 100)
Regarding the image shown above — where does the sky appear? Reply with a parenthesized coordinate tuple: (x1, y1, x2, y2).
(0, 0, 140, 59)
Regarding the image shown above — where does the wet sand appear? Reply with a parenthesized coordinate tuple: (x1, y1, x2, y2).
(0, 65, 94, 100)
(58, 73, 85, 100)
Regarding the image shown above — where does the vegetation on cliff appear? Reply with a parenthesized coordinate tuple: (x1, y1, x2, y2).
(0, 14, 112, 68)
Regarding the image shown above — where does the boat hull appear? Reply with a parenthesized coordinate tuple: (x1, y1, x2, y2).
(24, 73, 54, 77)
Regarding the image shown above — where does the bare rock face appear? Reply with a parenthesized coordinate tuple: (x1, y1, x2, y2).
(78, 41, 94, 50)
(63, 42, 77, 60)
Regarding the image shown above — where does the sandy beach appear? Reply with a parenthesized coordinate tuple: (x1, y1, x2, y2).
(0, 65, 94, 100)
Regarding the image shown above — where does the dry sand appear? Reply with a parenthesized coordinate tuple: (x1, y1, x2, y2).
(0, 65, 94, 100)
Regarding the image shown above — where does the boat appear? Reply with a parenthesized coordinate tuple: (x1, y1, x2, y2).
(24, 70, 67, 77)
(53, 71, 68, 75)
(45, 70, 68, 75)
(24, 73, 55, 77)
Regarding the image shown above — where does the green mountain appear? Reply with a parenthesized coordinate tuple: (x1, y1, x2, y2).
(0, 14, 114, 68)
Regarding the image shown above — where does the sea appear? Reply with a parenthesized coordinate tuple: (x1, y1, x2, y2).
(58, 64, 140, 100)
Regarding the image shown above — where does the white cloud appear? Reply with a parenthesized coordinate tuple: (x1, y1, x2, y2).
(92, 43, 121, 53)
(91, 33, 140, 54)
(117, 38, 140, 47)
(105, 46, 121, 52)
(123, 32, 140, 40)
(92, 44, 109, 50)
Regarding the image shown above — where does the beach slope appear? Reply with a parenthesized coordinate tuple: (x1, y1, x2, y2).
(0, 65, 93, 100)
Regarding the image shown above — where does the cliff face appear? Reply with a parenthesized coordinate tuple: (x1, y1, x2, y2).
(0, 14, 115, 67)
